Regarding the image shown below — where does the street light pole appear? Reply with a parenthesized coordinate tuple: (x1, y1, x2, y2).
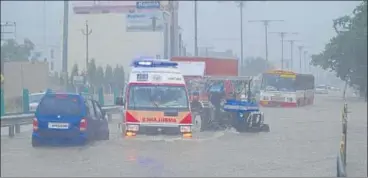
(62, 0, 69, 87)
(81, 20, 92, 73)
(270, 32, 298, 70)
(194, 1, 198, 56)
(239, 2, 244, 74)
(298, 45, 304, 73)
(285, 39, 300, 71)
(248, 20, 284, 62)
(304, 51, 308, 73)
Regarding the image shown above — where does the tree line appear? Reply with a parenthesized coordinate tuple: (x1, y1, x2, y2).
(311, 1, 367, 99)
(1, 38, 126, 93)
(70, 59, 125, 93)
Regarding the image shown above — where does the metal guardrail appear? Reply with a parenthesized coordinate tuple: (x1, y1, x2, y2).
(337, 80, 349, 177)
(337, 103, 348, 177)
(0, 105, 123, 138)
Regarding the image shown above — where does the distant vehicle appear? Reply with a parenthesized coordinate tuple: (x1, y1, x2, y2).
(328, 86, 340, 91)
(171, 56, 239, 76)
(29, 92, 45, 112)
(171, 56, 239, 114)
(315, 85, 329, 94)
(259, 70, 315, 107)
(32, 92, 109, 147)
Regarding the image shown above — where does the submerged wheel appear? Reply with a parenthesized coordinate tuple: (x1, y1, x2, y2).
(102, 130, 110, 140)
(192, 114, 203, 132)
(31, 138, 41, 147)
(261, 124, 270, 132)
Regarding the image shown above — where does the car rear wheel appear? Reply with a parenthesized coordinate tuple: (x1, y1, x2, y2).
(100, 130, 110, 140)
(31, 138, 40, 147)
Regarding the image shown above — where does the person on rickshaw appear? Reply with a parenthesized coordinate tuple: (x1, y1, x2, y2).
(208, 82, 226, 124)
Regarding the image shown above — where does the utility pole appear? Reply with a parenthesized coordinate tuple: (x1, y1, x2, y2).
(62, 1, 69, 87)
(194, 1, 198, 56)
(81, 20, 92, 73)
(285, 39, 300, 71)
(239, 1, 245, 74)
(248, 20, 284, 62)
(270, 32, 298, 70)
(43, 1, 47, 54)
(150, 16, 158, 31)
(298, 45, 304, 73)
(304, 51, 308, 73)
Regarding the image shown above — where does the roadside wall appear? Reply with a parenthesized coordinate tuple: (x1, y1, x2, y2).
(3, 61, 49, 99)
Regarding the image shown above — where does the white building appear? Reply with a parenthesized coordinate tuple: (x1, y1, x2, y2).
(66, 1, 180, 74)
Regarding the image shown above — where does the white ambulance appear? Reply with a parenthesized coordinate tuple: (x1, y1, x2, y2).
(117, 59, 193, 138)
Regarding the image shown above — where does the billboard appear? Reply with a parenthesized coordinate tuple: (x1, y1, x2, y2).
(126, 11, 164, 32)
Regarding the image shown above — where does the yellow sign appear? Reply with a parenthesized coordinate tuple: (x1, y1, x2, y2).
(280, 74, 296, 79)
(0, 74, 4, 83)
(267, 70, 296, 79)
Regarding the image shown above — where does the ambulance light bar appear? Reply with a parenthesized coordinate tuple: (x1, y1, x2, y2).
(132, 59, 178, 68)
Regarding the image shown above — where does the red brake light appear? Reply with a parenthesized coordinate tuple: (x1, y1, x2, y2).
(125, 112, 140, 123)
(80, 118, 87, 131)
(179, 113, 192, 124)
(33, 118, 38, 131)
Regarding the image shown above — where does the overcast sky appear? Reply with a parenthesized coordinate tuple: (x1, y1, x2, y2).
(1, 1, 361, 69)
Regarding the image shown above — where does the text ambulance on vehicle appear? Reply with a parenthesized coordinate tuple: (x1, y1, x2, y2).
(115, 59, 193, 138)
(259, 70, 315, 107)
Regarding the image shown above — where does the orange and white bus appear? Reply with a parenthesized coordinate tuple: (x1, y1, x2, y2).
(259, 70, 315, 107)
(122, 59, 192, 138)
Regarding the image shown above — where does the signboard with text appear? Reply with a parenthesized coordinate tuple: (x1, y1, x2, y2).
(136, 1, 161, 9)
(126, 12, 164, 32)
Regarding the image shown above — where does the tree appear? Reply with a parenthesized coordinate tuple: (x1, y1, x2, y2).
(1, 38, 36, 73)
(104, 64, 113, 89)
(242, 57, 273, 76)
(114, 65, 125, 89)
(311, 1, 367, 98)
(96, 66, 104, 88)
(87, 58, 97, 86)
(119, 65, 125, 89)
(1, 38, 35, 62)
(113, 65, 120, 88)
(70, 64, 79, 83)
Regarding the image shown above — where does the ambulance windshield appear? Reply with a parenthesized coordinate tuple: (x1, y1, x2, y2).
(127, 85, 189, 111)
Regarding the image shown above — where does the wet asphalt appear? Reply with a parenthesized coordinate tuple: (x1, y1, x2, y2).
(1, 94, 366, 177)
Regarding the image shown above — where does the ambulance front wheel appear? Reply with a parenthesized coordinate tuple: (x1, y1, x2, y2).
(192, 114, 203, 132)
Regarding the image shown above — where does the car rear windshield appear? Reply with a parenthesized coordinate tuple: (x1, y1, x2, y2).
(37, 95, 83, 116)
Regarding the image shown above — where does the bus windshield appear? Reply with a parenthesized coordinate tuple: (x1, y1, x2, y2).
(261, 74, 296, 92)
(127, 85, 189, 111)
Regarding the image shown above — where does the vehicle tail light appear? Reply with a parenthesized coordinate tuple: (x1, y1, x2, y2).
(125, 112, 139, 123)
(179, 113, 192, 124)
(80, 118, 87, 131)
(33, 118, 38, 131)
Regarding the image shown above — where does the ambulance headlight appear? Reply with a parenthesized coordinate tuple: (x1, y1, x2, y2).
(126, 125, 139, 131)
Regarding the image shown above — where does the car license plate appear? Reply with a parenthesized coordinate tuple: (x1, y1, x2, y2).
(48, 122, 69, 129)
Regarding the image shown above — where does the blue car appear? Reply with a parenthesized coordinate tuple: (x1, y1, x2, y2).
(32, 92, 110, 147)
